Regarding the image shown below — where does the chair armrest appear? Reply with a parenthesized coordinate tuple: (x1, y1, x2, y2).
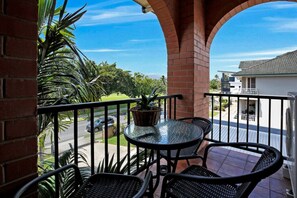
(178, 117, 212, 135)
(177, 117, 195, 121)
(133, 171, 152, 198)
(14, 164, 82, 198)
(177, 117, 208, 122)
(202, 142, 270, 167)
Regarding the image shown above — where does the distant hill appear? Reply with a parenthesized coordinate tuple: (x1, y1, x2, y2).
(147, 74, 165, 79)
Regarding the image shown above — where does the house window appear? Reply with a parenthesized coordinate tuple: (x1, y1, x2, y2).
(247, 78, 256, 88)
(229, 76, 235, 82)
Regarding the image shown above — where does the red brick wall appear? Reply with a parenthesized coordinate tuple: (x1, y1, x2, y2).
(0, 0, 38, 196)
(193, 0, 209, 117)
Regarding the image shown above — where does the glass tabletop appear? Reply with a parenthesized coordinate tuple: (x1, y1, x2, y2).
(124, 119, 203, 150)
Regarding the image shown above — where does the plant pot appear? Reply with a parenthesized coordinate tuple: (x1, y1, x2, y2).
(130, 107, 161, 126)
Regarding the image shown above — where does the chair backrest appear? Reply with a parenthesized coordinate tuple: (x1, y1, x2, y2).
(177, 117, 212, 155)
(14, 164, 83, 198)
(191, 117, 212, 137)
(178, 117, 212, 136)
(235, 145, 283, 197)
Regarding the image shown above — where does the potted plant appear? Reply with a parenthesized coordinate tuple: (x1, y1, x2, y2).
(130, 88, 161, 126)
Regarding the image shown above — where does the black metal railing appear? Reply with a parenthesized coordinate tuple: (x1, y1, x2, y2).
(38, 94, 182, 176)
(37, 92, 292, 196)
(205, 93, 289, 158)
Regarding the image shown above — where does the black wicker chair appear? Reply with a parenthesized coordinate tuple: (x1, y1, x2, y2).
(160, 142, 283, 198)
(160, 117, 212, 166)
(15, 164, 152, 198)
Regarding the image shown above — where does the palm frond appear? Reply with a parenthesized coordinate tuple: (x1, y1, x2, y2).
(38, 146, 91, 197)
(96, 150, 150, 174)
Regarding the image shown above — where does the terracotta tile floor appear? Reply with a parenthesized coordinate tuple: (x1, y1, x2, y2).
(141, 146, 291, 198)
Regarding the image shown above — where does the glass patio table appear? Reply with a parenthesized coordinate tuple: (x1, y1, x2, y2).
(124, 119, 203, 191)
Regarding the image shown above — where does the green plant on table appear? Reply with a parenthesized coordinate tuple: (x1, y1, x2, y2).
(136, 88, 159, 110)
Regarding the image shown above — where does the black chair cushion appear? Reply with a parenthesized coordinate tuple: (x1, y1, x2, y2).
(165, 165, 237, 198)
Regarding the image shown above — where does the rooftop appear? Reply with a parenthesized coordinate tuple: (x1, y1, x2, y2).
(234, 50, 297, 77)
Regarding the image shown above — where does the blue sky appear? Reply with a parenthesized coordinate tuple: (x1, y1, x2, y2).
(62, 0, 297, 78)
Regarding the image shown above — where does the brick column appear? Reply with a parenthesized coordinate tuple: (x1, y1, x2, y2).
(193, 0, 209, 118)
(151, 0, 209, 118)
(0, 0, 38, 196)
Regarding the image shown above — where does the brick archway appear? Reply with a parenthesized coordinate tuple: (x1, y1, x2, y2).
(206, 0, 297, 49)
(150, 0, 297, 119)
(148, 0, 180, 54)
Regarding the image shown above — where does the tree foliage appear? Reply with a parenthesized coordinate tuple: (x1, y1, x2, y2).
(87, 61, 167, 98)
(210, 78, 220, 90)
(37, 0, 103, 134)
(38, 0, 102, 106)
(37, 0, 167, 136)
(96, 62, 136, 97)
(132, 73, 166, 97)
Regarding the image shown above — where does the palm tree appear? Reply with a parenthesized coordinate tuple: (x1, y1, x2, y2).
(37, 0, 103, 134)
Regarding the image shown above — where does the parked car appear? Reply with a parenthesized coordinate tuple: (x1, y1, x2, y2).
(86, 116, 115, 132)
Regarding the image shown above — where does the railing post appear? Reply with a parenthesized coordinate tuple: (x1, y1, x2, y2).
(53, 112, 59, 197)
(74, 109, 78, 165)
(90, 108, 95, 175)
(116, 104, 121, 172)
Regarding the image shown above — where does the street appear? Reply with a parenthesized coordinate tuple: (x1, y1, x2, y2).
(44, 115, 126, 148)
(44, 120, 88, 146)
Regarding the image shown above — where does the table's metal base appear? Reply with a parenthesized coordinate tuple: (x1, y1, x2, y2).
(145, 149, 181, 192)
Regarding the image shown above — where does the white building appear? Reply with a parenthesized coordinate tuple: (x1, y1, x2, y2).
(233, 50, 297, 128)
(218, 71, 242, 94)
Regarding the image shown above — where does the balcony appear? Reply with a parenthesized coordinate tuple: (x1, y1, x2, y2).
(240, 88, 259, 95)
(4, 1, 292, 196)
(34, 93, 291, 197)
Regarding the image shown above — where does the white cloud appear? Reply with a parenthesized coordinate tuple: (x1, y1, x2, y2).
(87, 0, 128, 9)
(129, 39, 158, 43)
(212, 57, 274, 63)
(68, 0, 128, 11)
(213, 46, 297, 60)
(77, 5, 155, 26)
(263, 17, 297, 32)
(212, 46, 297, 67)
(269, 3, 297, 9)
(226, 64, 240, 68)
(81, 48, 127, 53)
(242, 2, 297, 15)
(212, 58, 248, 62)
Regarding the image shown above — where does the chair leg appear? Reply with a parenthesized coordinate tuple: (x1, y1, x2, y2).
(145, 150, 155, 175)
(186, 159, 190, 166)
(172, 149, 181, 172)
(148, 176, 154, 198)
(160, 186, 166, 198)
